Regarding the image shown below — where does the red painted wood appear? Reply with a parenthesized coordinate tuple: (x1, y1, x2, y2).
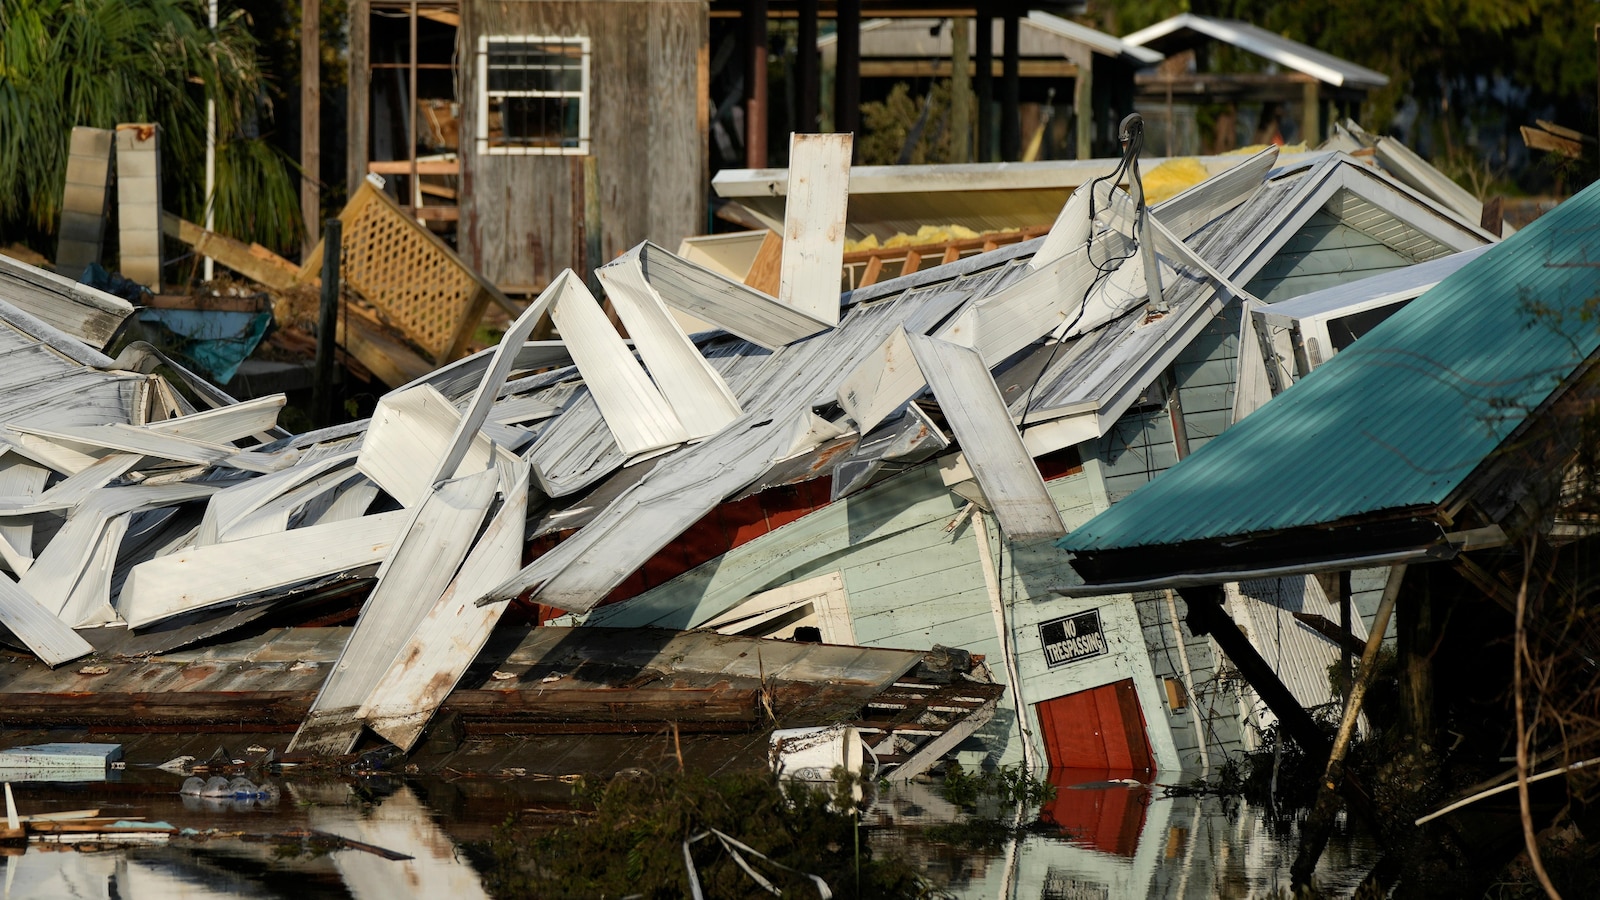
(1035, 679, 1155, 773)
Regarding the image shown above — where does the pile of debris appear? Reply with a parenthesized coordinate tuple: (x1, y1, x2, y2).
(0, 116, 1509, 779)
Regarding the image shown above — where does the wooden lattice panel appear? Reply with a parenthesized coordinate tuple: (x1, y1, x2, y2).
(302, 181, 491, 364)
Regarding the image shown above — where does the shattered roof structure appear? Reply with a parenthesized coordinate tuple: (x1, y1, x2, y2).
(1061, 179, 1600, 589)
(0, 129, 1499, 761)
(1122, 14, 1390, 89)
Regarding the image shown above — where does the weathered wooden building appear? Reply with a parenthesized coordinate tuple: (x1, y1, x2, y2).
(347, 0, 708, 293)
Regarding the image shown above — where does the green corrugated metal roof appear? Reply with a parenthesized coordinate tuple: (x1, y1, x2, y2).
(1061, 180, 1600, 554)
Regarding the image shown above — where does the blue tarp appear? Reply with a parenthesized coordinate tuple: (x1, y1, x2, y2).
(135, 308, 273, 385)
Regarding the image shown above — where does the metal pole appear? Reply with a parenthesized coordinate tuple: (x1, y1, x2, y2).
(408, 0, 419, 214)
(313, 218, 342, 428)
(204, 0, 217, 281)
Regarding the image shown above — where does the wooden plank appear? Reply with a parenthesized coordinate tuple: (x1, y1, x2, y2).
(906, 334, 1064, 539)
(289, 466, 499, 755)
(742, 230, 783, 295)
(366, 160, 459, 176)
(120, 510, 408, 629)
(778, 133, 851, 325)
(361, 463, 528, 750)
(859, 255, 884, 287)
(1521, 125, 1583, 159)
(550, 271, 689, 456)
(161, 213, 302, 291)
(597, 248, 742, 439)
(0, 688, 755, 728)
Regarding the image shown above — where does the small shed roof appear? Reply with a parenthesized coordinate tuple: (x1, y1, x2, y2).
(1122, 13, 1390, 90)
(819, 13, 1161, 65)
(1060, 179, 1600, 556)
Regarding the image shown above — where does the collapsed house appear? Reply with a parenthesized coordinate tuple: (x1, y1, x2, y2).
(0, 118, 1502, 780)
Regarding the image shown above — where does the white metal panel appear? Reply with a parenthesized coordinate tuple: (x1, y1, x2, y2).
(290, 466, 500, 755)
(356, 385, 496, 508)
(362, 462, 530, 750)
(223, 465, 367, 541)
(8, 423, 236, 466)
(778, 133, 852, 326)
(119, 510, 409, 629)
(837, 326, 922, 434)
(0, 454, 48, 575)
(637, 241, 832, 350)
(196, 451, 358, 546)
(1030, 184, 1092, 267)
(144, 394, 286, 444)
(598, 249, 743, 439)
(0, 253, 133, 349)
(1152, 145, 1278, 239)
(550, 272, 689, 456)
(22, 482, 218, 626)
(905, 334, 1064, 539)
(0, 572, 93, 667)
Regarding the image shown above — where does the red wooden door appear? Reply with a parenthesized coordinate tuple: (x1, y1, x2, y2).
(1034, 679, 1155, 772)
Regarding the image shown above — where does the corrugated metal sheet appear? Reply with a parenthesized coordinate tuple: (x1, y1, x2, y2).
(1123, 14, 1390, 89)
(1063, 179, 1600, 553)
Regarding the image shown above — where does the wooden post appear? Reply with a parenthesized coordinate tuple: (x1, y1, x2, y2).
(1339, 569, 1354, 683)
(1000, 9, 1021, 161)
(1301, 81, 1321, 145)
(796, 0, 819, 133)
(408, 0, 419, 213)
(834, 0, 861, 145)
(950, 18, 972, 162)
(1180, 584, 1331, 759)
(301, 0, 321, 258)
(1398, 564, 1435, 739)
(744, 0, 769, 167)
(1291, 566, 1404, 888)
(1074, 59, 1093, 160)
(347, 0, 370, 197)
(583, 156, 602, 295)
(975, 15, 993, 162)
(313, 219, 342, 428)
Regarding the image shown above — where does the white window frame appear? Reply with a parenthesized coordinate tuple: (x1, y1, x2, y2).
(477, 34, 591, 156)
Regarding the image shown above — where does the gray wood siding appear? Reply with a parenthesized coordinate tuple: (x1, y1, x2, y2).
(1246, 210, 1416, 304)
(461, 0, 707, 289)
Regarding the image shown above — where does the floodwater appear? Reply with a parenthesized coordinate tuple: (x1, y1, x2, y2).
(0, 768, 1377, 899)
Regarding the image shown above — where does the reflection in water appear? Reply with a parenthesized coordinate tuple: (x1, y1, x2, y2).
(872, 768, 1378, 899)
(0, 769, 1376, 899)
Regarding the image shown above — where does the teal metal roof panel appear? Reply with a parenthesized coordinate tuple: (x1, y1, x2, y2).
(1061, 180, 1600, 553)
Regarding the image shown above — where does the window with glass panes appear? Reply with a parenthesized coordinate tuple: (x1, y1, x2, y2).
(477, 36, 589, 155)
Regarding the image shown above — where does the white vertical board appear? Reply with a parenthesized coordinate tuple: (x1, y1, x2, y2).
(290, 466, 499, 755)
(906, 334, 1065, 539)
(0, 454, 49, 575)
(778, 133, 851, 325)
(550, 272, 689, 456)
(597, 250, 742, 439)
